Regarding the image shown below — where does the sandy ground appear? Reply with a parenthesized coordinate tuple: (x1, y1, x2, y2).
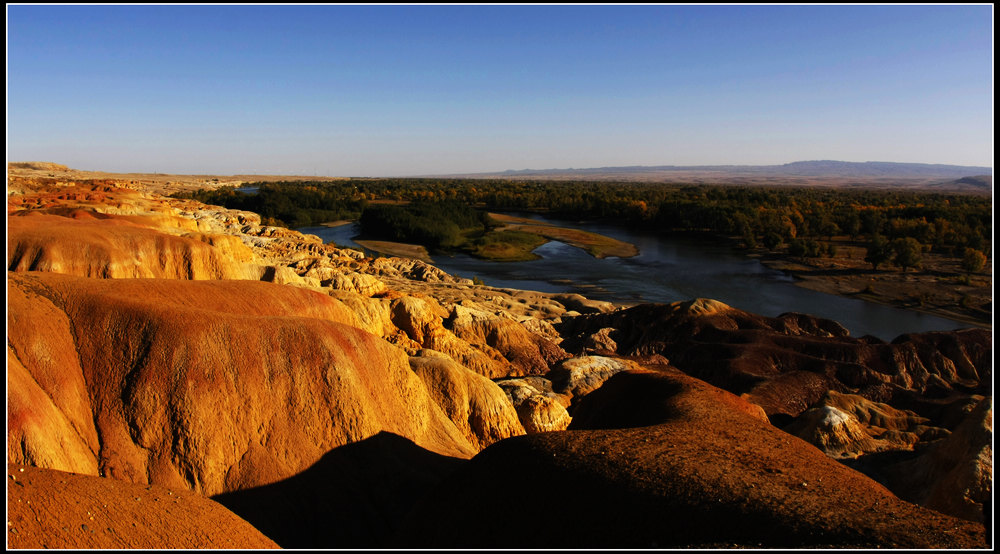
(6, 162, 347, 196)
(354, 240, 434, 263)
(488, 213, 639, 258)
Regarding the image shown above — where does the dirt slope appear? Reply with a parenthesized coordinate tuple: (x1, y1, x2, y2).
(6, 463, 278, 549)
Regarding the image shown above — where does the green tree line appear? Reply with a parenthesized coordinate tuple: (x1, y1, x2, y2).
(174, 178, 991, 265)
(358, 201, 494, 252)
(172, 183, 367, 228)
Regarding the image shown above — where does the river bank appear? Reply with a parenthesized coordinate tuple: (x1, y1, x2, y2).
(488, 212, 638, 259)
(755, 242, 991, 330)
(320, 214, 640, 263)
(353, 239, 434, 263)
(501, 214, 991, 330)
(304, 215, 983, 339)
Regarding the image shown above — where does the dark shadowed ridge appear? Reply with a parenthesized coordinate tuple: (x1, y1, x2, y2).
(951, 175, 992, 189)
(392, 369, 987, 549)
(213, 432, 465, 549)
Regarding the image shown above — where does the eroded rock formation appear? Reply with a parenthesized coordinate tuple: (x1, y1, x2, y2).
(784, 390, 942, 459)
(5, 172, 992, 548)
(409, 349, 526, 450)
(495, 375, 573, 433)
(8, 271, 475, 497)
(558, 299, 990, 418)
(863, 396, 993, 524)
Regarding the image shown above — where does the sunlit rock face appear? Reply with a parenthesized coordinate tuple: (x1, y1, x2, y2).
(494, 354, 650, 434)
(548, 355, 644, 402)
(7, 271, 475, 497)
(409, 349, 526, 450)
(444, 304, 570, 377)
(383, 294, 563, 379)
(7, 212, 262, 280)
(495, 376, 572, 434)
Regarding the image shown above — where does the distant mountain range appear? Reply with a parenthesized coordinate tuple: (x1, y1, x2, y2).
(425, 160, 991, 192)
(487, 160, 992, 179)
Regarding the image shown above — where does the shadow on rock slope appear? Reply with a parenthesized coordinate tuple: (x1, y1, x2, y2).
(213, 432, 465, 549)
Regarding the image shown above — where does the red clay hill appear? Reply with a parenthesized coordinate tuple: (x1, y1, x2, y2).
(7, 463, 278, 549)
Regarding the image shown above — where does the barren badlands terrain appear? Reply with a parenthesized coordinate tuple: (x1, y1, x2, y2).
(6, 162, 992, 548)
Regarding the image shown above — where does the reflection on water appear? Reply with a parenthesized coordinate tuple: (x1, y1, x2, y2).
(298, 215, 970, 341)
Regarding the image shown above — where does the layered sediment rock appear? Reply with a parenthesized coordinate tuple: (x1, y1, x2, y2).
(8, 212, 261, 280)
(879, 396, 992, 523)
(376, 295, 571, 379)
(445, 304, 569, 377)
(548, 355, 644, 403)
(558, 298, 992, 527)
(495, 376, 573, 434)
(512, 394, 573, 433)
(493, 355, 648, 433)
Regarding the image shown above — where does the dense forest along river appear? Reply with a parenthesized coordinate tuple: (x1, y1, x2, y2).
(298, 213, 969, 341)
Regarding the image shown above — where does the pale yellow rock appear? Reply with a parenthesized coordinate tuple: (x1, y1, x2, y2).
(7, 214, 261, 281)
(495, 377, 573, 434)
(516, 395, 572, 434)
(549, 356, 645, 400)
(446, 305, 568, 377)
(409, 350, 526, 451)
(329, 272, 388, 296)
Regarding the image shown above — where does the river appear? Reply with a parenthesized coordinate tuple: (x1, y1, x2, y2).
(297, 214, 970, 341)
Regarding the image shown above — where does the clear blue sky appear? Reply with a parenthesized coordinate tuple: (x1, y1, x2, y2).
(7, 5, 993, 176)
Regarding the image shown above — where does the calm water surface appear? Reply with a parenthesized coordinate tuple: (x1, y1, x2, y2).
(298, 214, 972, 341)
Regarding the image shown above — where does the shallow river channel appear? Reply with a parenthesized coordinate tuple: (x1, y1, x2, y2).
(298, 213, 970, 341)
